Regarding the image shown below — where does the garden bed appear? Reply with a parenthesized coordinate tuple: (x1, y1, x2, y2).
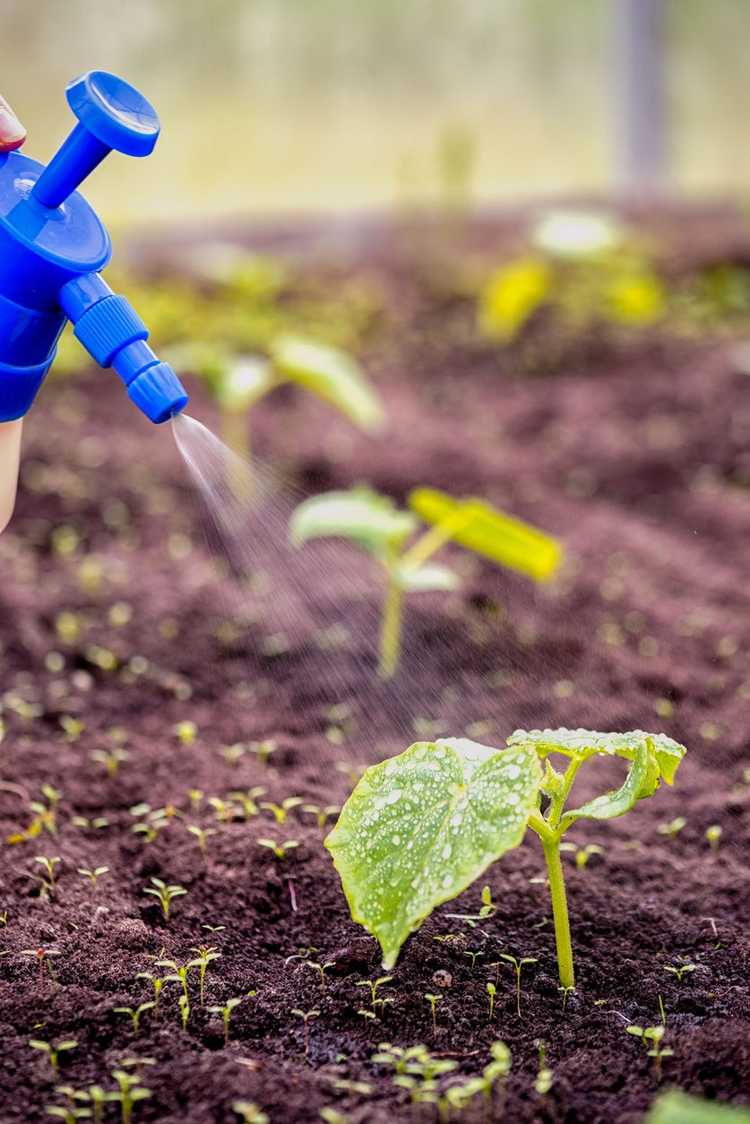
(2, 210, 750, 1122)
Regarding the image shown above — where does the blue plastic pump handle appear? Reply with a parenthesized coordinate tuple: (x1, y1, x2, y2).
(32, 72, 160, 209)
(0, 71, 188, 423)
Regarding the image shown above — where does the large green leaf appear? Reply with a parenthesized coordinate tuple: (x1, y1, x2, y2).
(646, 1091, 750, 1124)
(408, 488, 561, 581)
(270, 335, 385, 432)
(325, 738, 541, 969)
(289, 488, 417, 557)
(506, 728, 685, 784)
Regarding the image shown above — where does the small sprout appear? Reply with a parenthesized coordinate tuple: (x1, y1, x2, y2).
(228, 787, 266, 819)
(208, 796, 237, 823)
(658, 816, 687, 840)
(534, 1040, 553, 1095)
(29, 1038, 78, 1074)
(221, 742, 247, 767)
(178, 993, 190, 1031)
(33, 855, 61, 899)
(664, 962, 697, 984)
(302, 803, 341, 829)
(77, 866, 109, 889)
(90, 748, 129, 778)
(114, 1002, 155, 1036)
(71, 815, 109, 831)
(187, 788, 204, 813)
(355, 975, 393, 1012)
(706, 824, 723, 851)
(626, 1023, 673, 1077)
(445, 883, 496, 927)
(142, 877, 187, 921)
(257, 837, 299, 860)
(174, 720, 198, 745)
(486, 981, 496, 1020)
(110, 1069, 151, 1124)
(188, 945, 222, 1005)
(248, 739, 278, 767)
(424, 993, 442, 1035)
(300, 959, 336, 992)
(233, 1103, 269, 1124)
(260, 797, 304, 824)
(208, 994, 250, 1045)
(60, 715, 85, 742)
(559, 841, 604, 869)
(156, 957, 192, 1001)
(463, 948, 484, 970)
(501, 954, 538, 1018)
(186, 823, 216, 856)
(291, 1008, 320, 1058)
(136, 971, 167, 1010)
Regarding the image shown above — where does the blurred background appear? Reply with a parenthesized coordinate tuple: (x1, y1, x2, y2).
(3, 0, 750, 226)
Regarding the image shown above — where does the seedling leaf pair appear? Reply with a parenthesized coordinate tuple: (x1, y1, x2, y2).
(326, 728, 686, 983)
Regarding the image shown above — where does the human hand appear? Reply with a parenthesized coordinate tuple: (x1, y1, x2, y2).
(0, 94, 25, 151)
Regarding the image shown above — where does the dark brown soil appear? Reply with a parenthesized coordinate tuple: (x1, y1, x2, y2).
(3, 210, 750, 1124)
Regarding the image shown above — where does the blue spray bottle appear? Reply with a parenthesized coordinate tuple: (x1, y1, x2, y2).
(0, 71, 189, 530)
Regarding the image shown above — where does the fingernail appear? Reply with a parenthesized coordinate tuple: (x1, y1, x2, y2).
(0, 107, 25, 148)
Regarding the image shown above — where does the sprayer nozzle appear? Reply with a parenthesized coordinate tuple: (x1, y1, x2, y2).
(127, 361, 189, 424)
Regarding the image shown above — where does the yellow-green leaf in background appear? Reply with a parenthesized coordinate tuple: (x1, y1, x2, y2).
(408, 487, 561, 582)
(477, 258, 551, 342)
(605, 272, 666, 325)
(270, 335, 385, 432)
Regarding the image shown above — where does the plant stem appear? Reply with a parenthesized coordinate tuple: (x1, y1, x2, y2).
(540, 834, 575, 990)
(378, 572, 403, 679)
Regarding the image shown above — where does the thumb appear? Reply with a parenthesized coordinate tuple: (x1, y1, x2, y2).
(0, 94, 25, 151)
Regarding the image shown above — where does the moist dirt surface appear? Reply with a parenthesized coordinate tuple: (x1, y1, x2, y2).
(2, 211, 750, 1123)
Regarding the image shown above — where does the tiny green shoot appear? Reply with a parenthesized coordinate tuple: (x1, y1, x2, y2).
(355, 976, 393, 1012)
(486, 981, 496, 1020)
(142, 877, 187, 921)
(110, 1069, 151, 1124)
(257, 837, 299, 860)
(658, 816, 686, 840)
(208, 995, 250, 1045)
(233, 1103, 269, 1124)
(77, 866, 109, 889)
(113, 1003, 155, 1036)
(291, 1008, 320, 1058)
(178, 994, 190, 1031)
(186, 824, 216, 856)
(500, 954, 537, 1018)
(260, 797, 304, 824)
(188, 945, 222, 1005)
(33, 855, 61, 899)
(424, 993, 442, 1035)
(664, 962, 697, 983)
(534, 1040, 553, 1095)
(706, 824, 722, 851)
(29, 1038, 78, 1074)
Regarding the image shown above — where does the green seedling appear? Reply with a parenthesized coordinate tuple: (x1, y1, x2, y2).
(188, 946, 222, 1005)
(534, 1040, 553, 1094)
(706, 824, 723, 851)
(486, 981, 496, 1020)
(113, 1003, 155, 1036)
(664, 962, 697, 983)
(178, 994, 190, 1031)
(291, 1008, 320, 1058)
(29, 1038, 78, 1075)
(135, 972, 167, 1010)
(90, 748, 129, 778)
(302, 804, 341, 829)
(45, 1106, 91, 1122)
(355, 976, 393, 1012)
(171, 336, 384, 466)
(233, 1103, 269, 1124)
(208, 994, 251, 1045)
(325, 728, 686, 988)
(290, 486, 560, 678)
(626, 1023, 673, 1077)
(501, 954, 537, 1018)
(463, 949, 484, 970)
(110, 1069, 151, 1124)
(229, 787, 267, 819)
(142, 877, 187, 921)
(187, 789, 204, 813)
(174, 720, 198, 745)
(658, 816, 686, 840)
(33, 855, 61, 899)
(186, 824, 216, 856)
(208, 796, 237, 823)
(7, 785, 61, 844)
(445, 884, 496, 928)
(257, 837, 299, 860)
(248, 739, 278, 767)
(260, 797, 304, 824)
(299, 959, 336, 992)
(77, 866, 109, 889)
(156, 957, 192, 1001)
(71, 816, 109, 832)
(424, 993, 442, 1035)
(559, 841, 604, 869)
